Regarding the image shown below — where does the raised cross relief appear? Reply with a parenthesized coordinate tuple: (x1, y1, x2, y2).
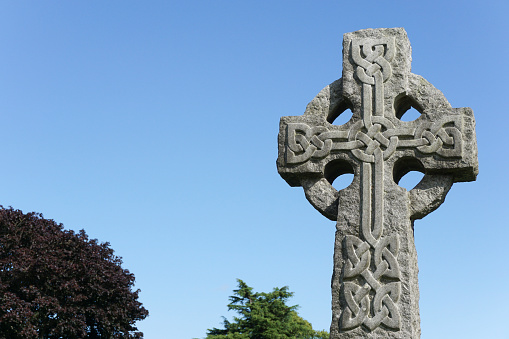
(277, 28, 478, 339)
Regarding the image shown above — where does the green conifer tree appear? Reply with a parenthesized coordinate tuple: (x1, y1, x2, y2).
(206, 279, 329, 339)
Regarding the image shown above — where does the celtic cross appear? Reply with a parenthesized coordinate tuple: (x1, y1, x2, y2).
(277, 28, 478, 338)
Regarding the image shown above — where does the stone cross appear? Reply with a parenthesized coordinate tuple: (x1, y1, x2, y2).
(277, 28, 478, 338)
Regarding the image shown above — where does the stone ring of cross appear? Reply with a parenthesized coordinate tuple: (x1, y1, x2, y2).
(281, 71, 474, 222)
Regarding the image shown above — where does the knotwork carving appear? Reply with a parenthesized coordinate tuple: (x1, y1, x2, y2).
(352, 38, 395, 85)
(348, 117, 398, 163)
(283, 40, 462, 333)
(285, 116, 463, 165)
(285, 123, 356, 164)
(414, 117, 463, 157)
(341, 234, 401, 331)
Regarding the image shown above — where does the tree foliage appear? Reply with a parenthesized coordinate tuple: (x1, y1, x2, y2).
(206, 279, 329, 339)
(0, 207, 148, 338)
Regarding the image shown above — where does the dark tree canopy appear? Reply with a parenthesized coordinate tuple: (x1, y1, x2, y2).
(206, 279, 329, 339)
(0, 207, 148, 338)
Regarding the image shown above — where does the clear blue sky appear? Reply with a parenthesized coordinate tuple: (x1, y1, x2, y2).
(0, 1, 507, 338)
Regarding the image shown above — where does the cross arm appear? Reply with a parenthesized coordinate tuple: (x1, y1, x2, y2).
(276, 115, 352, 221)
(277, 115, 349, 187)
(400, 73, 479, 183)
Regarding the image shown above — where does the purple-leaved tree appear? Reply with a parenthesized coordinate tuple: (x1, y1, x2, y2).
(0, 207, 148, 338)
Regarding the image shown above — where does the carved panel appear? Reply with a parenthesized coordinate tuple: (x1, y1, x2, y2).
(341, 234, 401, 331)
(285, 117, 463, 165)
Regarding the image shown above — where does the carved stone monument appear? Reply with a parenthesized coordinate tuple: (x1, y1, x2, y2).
(277, 28, 478, 338)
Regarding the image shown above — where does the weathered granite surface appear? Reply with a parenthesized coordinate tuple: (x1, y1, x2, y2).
(277, 28, 478, 338)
